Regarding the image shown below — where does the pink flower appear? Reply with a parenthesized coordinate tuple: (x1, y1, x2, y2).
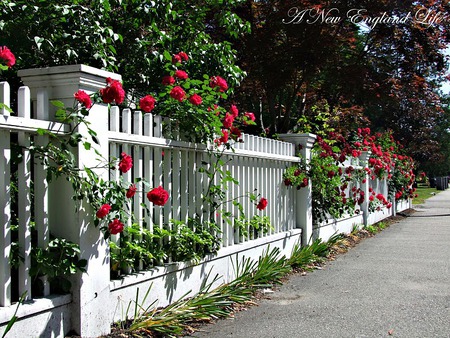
(100, 77, 125, 104)
(170, 86, 186, 102)
(118, 152, 133, 173)
(74, 90, 92, 109)
(126, 184, 137, 198)
(108, 218, 124, 235)
(189, 93, 202, 106)
(139, 95, 156, 113)
(162, 75, 175, 85)
(147, 186, 169, 206)
(0, 46, 15, 68)
(209, 76, 228, 92)
(223, 113, 234, 129)
(230, 105, 239, 118)
(256, 198, 268, 211)
(174, 70, 188, 80)
(96, 204, 111, 219)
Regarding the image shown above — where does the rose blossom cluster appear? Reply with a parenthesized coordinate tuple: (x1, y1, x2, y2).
(95, 152, 169, 235)
(69, 50, 263, 236)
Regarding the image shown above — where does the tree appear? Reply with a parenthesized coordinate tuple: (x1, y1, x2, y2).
(233, 0, 450, 168)
(0, 0, 250, 94)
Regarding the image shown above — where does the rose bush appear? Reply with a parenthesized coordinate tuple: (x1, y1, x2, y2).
(284, 127, 415, 224)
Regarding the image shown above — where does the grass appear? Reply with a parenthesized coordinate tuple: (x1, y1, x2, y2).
(413, 183, 440, 205)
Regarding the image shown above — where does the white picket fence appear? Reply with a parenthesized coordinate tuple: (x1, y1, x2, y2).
(108, 106, 297, 249)
(0, 65, 411, 337)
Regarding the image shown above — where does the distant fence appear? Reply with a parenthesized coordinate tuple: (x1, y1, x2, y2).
(0, 65, 411, 337)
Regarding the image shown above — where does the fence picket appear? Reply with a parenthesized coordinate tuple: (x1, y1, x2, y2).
(180, 150, 189, 223)
(0, 129, 11, 307)
(17, 87, 32, 300)
(153, 116, 163, 227)
(133, 111, 143, 228)
(0, 82, 10, 116)
(34, 88, 50, 296)
(143, 113, 154, 231)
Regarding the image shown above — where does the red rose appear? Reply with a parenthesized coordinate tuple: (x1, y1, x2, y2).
(230, 104, 239, 118)
(162, 75, 175, 85)
(369, 195, 374, 201)
(327, 171, 335, 178)
(244, 112, 256, 125)
(230, 126, 242, 138)
(301, 177, 309, 187)
(139, 95, 156, 113)
(376, 193, 385, 202)
(0, 46, 15, 68)
(108, 218, 124, 235)
(172, 54, 182, 64)
(177, 51, 189, 61)
(256, 197, 268, 211)
(209, 76, 228, 92)
(118, 152, 133, 173)
(223, 113, 234, 129)
(96, 204, 111, 219)
(352, 149, 360, 158)
(126, 184, 137, 198)
(100, 77, 125, 104)
(215, 129, 229, 146)
(174, 70, 188, 80)
(74, 90, 92, 109)
(170, 86, 186, 102)
(189, 93, 202, 106)
(147, 186, 169, 206)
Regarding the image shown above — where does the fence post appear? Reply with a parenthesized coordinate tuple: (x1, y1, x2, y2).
(279, 133, 316, 246)
(358, 151, 371, 227)
(19, 65, 121, 336)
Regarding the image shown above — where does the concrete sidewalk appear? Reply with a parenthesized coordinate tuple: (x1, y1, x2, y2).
(188, 190, 450, 338)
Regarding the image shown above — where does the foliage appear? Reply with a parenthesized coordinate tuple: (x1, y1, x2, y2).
(30, 237, 87, 295)
(232, 1, 449, 170)
(0, 0, 249, 94)
(128, 247, 290, 336)
(166, 219, 221, 263)
(288, 238, 334, 269)
(284, 127, 416, 223)
(110, 219, 221, 276)
(234, 215, 273, 239)
(126, 236, 344, 336)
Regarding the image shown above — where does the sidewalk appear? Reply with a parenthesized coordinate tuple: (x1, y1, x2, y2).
(188, 190, 450, 338)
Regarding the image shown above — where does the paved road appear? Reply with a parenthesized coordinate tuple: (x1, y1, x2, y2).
(187, 190, 450, 338)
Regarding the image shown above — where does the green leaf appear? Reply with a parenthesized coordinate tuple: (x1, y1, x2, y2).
(51, 100, 66, 108)
(163, 50, 172, 61)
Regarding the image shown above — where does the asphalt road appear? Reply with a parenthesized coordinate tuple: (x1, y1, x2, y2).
(187, 190, 450, 338)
